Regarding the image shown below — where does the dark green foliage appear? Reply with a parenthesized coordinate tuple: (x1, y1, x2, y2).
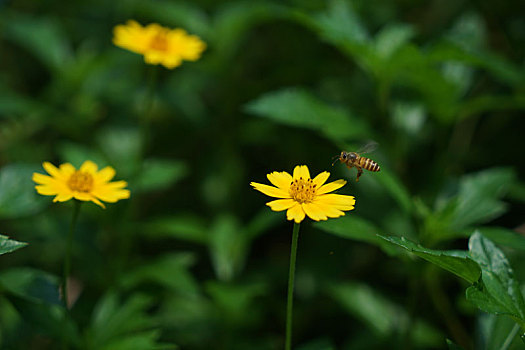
(1, 0, 525, 348)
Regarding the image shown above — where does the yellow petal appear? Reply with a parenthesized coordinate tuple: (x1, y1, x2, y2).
(80, 160, 98, 174)
(73, 192, 92, 201)
(286, 203, 305, 223)
(312, 201, 346, 218)
(251, 182, 290, 199)
(59, 163, 76, 177)
(35, 185, 59, 196)
(91, 197, 106, 209)
(53, 193, 73, 202)
(32, 173, 54, 185)
(302, 202, 328, 221)
(96, 166, 116, 183)
(292, 165, 310, 180)
(266, 198, 297, 211)
(316, 194, 356, 210)
(92, 188, 130, 202)
(42, 162, 62, 179)
(267, 171, 292, 191)
(317, 179, 347, 195)
(312, 171, 330, 187)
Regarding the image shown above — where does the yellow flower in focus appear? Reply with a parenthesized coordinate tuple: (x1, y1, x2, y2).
(33, 161, 130, 209)
(251, 165, 356, 223)
(113, 20, 206, 69)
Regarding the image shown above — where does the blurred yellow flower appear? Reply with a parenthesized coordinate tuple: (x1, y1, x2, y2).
(251, 165, 356, 223)
(113, 20, 206, 69)
(33, 161, 130, 209)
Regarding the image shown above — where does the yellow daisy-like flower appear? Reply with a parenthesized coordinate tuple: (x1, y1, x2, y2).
(32, 161, 130, 209)
(112, 20, 206, 69)
(251, 165, 356, 223)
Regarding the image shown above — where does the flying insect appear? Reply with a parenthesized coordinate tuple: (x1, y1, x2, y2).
(333, 142, 380, 182)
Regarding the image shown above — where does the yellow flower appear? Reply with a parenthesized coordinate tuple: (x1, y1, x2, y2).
(113, 20, 206, 69)
(251, 165, 356, 223)
(32, 161, 130, 209)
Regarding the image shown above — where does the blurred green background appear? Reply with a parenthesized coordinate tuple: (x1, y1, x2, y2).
(1, 0, 525, 349)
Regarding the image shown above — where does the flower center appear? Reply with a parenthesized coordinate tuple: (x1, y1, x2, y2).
(289, 177, 317, 204)
(67, 171, 94, 192)
(149, 33, 169, 51)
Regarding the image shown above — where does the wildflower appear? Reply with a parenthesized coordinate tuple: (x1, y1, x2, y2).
(33, 161, 130, 208)
(251, 165, 355, 223)
(113, 20, 206, 69)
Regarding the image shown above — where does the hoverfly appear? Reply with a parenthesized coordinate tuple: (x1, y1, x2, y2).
(332, 142, 380, 182)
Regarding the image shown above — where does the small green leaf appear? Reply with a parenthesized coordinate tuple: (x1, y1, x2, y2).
(120, 253, 199, 295)
(146, 214, 208, 244)
(0, 164, 48, 219)
(134, 159, 188, 193)
(0, 235, 27, 256)
(374, 23, 415, 59)
(206, 281, 266, 325)
(471, 227, 525, 252)
(467, 232, 525, 323)
(329, 282, 442, 346)
(97, 127, 142, 178)
(373, 168, 413, 214)
(314, 216, 399, 255)
(446, 339, 465, 350)
(86, 293, 174, 349)
(209, 215, 247, 281)
(57, 142, 107, 169)
(379, 235, 481, 283)
(2, 11, 73, 71)
(244, 88, 371, 142)
(0, 268, 61, 305)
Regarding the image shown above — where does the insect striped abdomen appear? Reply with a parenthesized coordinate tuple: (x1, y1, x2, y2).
(359, 157, 380, 172)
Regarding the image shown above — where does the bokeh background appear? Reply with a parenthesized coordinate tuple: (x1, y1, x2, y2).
(1, 0, 525, 349)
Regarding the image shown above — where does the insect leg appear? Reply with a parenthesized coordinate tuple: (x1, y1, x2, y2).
(356, 167, 363, 182)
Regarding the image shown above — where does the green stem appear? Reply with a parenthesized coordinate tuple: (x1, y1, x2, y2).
(62, 200, 81, 350)
(501, 323, 519, 350)
(63, 200, 81, 309)
(285, 222, 301, 350)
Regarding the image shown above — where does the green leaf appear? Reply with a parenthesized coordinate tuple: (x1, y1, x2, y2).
(373, 168, 413, 214)
(425, 168, 515, 242)
(314, 216, 399, 255)
(471, 227, 525, 252)
(120, 253, 199, 295)
(329, 282, 442, 346)
(374, 23, 415, 59)
(146, 214, 208, 244)
(2, 11, 73, 71)
(86, 293, 174, 349)
(205, 281, 266, 325)
(57, 142, 108, 169)
(311, 0, 369, 45)
(379, 235, 481, 283)
(467, 232, 525, 324)
(97, 127, 142, 178)
(134, 159, 188, 193)
(446, 339, 465, 350)
(296, 338, 335, 350)
(0, 235, 27, 256)
(0, 268, 61, 305)
(0, 164, 48, 219)
(478, 313, 523, 350)
(209, 215, 247, 281)
(244, 88, 371, 142)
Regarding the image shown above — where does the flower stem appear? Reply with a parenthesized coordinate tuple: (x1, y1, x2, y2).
(63, 200, 81, 309)
(285, 222, 300, 350)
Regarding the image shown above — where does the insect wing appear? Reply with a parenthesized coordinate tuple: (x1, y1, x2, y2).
(357, 141, 378, 154)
